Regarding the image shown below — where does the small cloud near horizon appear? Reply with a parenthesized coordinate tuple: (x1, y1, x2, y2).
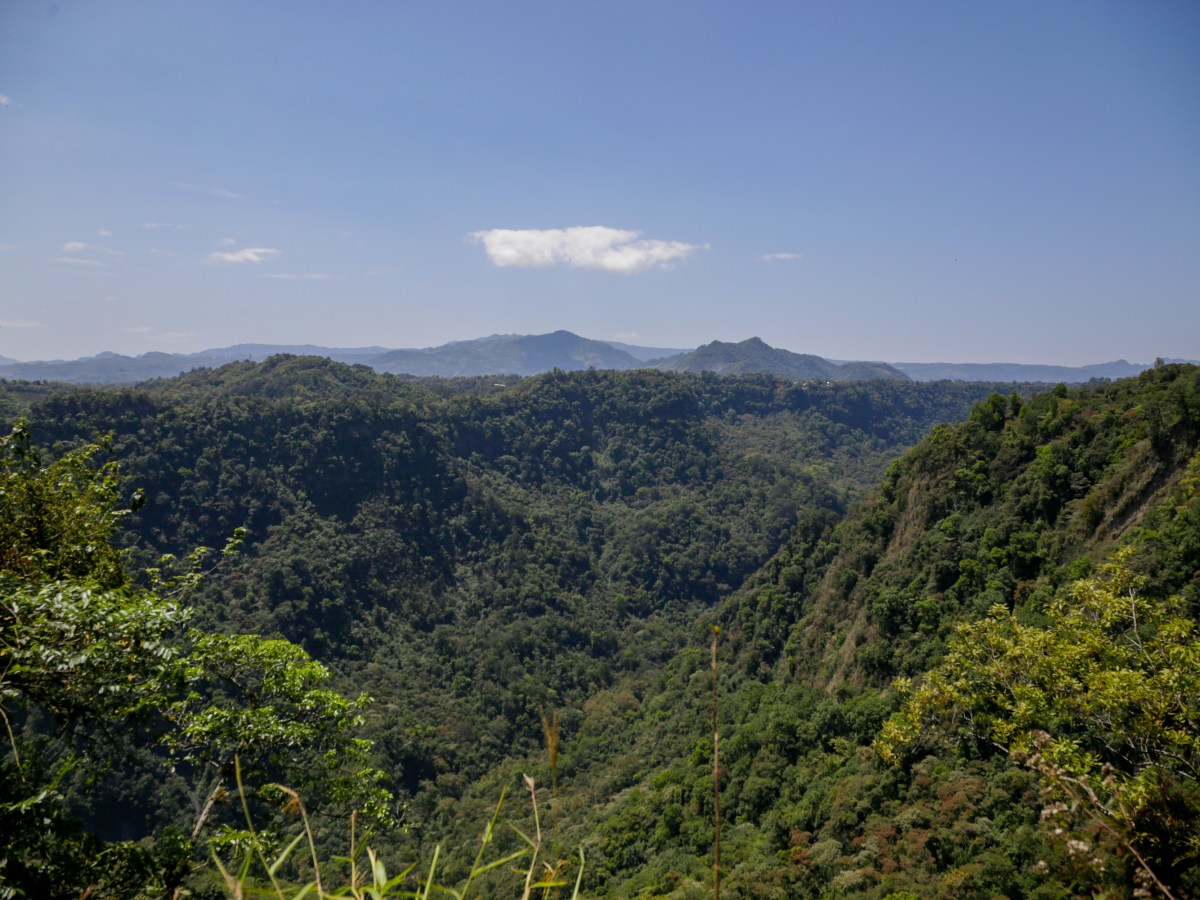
(206, 247, 281, 264)
(470, 226, 704, 274)
(217, 237, 237, 247)
(64, 241, 124, 259)
(761, 252, 801, 262)
(176, 182, 240, 200)
(261, 273, 331, 281)
(97, 229, 113, 238)
(0, 94, 13, 108)
(613, 332, 640, 342)
(50, 256, 104, 267)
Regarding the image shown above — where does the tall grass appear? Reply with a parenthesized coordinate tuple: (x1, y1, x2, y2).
(211, 760, 584, 899)
(711, 624, 721, 900)
(540, 707, 561, 800)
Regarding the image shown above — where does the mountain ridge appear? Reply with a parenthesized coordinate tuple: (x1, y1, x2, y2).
(892, 357, 1156, 382)
(369, 329, 642, 376)
(653, 337, 910, 381)
(2, 331, 1177, 385)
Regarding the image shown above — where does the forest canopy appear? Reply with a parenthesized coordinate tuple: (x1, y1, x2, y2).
(0, 359, 1197, 897)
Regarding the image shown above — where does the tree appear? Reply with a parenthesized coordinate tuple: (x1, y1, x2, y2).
(0, 420, 130, 588)
(0, 423, 391, 896)
(166, 632, 390, 842)
(877, 551, 1200, 896)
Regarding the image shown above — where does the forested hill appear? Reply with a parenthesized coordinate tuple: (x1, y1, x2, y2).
(652, 337, 908, 382)
(2, 360, 1197, 897)
(551, 363, 1200, 897)
(11, 360, 1006, 681)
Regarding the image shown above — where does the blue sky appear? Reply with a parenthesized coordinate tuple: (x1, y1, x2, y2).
(2, 1, 1197, 364)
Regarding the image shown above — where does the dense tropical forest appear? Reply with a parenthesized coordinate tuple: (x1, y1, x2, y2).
(1, 358, 1197, 897)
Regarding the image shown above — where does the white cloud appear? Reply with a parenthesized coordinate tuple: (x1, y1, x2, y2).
(0, 94, 12, 108)
(0, 319, 38, 329)
(148, 248, 174, 257)
(143, 222, 185, 230)
(614, 332, 641, 341)
(261, 273, 331, 281)
(63, 241, 90, 252)
(97, 228, 113, 238)
(469, 226, 703, 274)
(206, 247, 281, 264)
(50, 256, 104, 266)
(217, 237, 237, 247)
(176, 182, 240, 200)
(761, 252, 801, 262)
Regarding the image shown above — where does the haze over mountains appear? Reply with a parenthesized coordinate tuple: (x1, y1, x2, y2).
(0, 330, 1177, 385)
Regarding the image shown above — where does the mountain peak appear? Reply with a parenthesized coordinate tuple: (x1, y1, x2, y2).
(656, 338, 909, 381)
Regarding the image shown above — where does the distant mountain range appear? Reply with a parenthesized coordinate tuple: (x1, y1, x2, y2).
(370, 331, 642, 377)
(0, 331, 1183, 385)
(891, 359, 1154, 382)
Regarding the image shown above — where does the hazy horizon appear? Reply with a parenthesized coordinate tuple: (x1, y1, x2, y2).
(0, 329, 1178, 370)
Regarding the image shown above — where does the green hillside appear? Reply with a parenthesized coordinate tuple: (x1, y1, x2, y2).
(554, 363, 1200, 897)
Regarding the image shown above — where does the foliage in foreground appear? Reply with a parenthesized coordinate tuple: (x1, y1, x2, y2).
(878, 551, 1200, 898)
(0, 422, 390, 897)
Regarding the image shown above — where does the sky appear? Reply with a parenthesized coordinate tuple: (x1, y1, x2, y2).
(1, 1, 1198, 365)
